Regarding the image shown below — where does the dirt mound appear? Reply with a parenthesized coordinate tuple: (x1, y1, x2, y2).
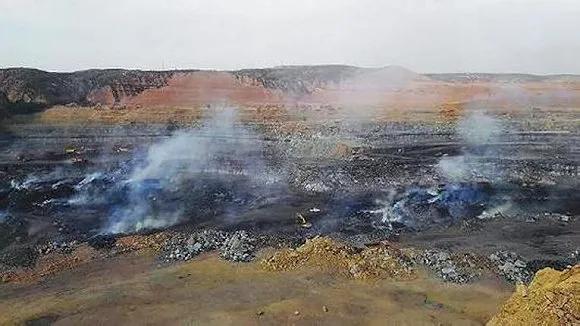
(261, 236, 415, 280)
(487, 265, 580, 325)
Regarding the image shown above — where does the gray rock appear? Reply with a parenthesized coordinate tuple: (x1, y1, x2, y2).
(159, 229, 260, 263)
(160, 230, 228, 263)
(191, 242, 202, 252)
(489, 250, 532, 284)
(219, 230, 256, 262)
(419, 249, 476, 284)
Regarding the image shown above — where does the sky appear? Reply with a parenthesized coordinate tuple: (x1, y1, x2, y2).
(1, 0, 579, 74)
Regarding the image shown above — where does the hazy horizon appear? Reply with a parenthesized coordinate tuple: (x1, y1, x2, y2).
(1, 0, 579, 74)
(3, 64, 580, 76)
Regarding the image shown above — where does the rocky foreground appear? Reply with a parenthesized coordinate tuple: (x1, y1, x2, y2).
(0, 230, 577, 325)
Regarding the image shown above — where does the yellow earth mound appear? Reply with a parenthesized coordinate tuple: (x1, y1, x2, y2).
(488, 265, 580, 326)
(261, 236, 415, 280)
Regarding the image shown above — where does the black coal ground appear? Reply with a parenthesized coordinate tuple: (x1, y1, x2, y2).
(0, 120, 578, 283)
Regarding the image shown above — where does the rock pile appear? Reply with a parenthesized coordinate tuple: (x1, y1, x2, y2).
(219, 231, 256, 262)
(37, 240, 77, 255)
(419, 250, 481, 284)
(489, 251, 532, 284)
(161, 230, 257, 263)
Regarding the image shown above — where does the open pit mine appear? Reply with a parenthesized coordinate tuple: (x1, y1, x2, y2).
(0, 65, 578, 325)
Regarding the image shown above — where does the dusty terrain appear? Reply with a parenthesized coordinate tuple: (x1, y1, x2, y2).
(0, 249, 512, 326)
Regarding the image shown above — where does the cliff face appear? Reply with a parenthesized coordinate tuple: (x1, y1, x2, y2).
(0, 68, 178, 113)
(232, 65, 363, 94)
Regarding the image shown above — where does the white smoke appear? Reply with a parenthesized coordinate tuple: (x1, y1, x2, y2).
(105, 107, 278, 234)
(437, 155, 470, 182)
(457, 111, 502, 146)
(437, 110, 503, 182)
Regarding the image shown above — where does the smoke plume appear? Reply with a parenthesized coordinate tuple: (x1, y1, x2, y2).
(437, 110, 503, 182)
(104, 107, 278, 234)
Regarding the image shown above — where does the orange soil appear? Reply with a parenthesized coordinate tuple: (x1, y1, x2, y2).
(82, 71, 580, 111)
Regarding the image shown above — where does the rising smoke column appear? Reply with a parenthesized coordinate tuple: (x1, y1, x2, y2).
(374, 110, 505, 228)
(437, 110, 504, 182)
(104, 107, 276, 234)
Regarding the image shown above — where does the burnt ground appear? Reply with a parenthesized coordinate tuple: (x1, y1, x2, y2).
(0, 110, 578, 283)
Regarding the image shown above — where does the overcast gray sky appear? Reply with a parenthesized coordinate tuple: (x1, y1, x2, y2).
(1, 0, 579, 73)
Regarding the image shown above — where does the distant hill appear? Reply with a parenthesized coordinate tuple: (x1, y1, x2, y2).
(1, 66, 579, 116)
(0, 65, 423, 112)
(0, 68, 179, 113)
(425, 73, 580, 83)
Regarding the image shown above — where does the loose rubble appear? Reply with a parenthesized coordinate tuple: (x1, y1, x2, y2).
(0, 246, 38, 268)
(37, 240, 77, 255)
(419, 249, 483, 284)
(0, 223, 574, 292)
(161, 230, 227, 262)
(489, 251, 533, 284)
(219, 231, 256, 262)
(160, 230, 257, 263)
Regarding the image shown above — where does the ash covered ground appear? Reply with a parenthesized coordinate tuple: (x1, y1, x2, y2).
(0, 107, 578, 285)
